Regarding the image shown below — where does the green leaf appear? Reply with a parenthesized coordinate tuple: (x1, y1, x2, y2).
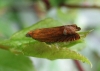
(10, 18, 63, 40)
(22, 41, 92, 67)
(0, 18, 92, 67)
(0, 46, 35, 71)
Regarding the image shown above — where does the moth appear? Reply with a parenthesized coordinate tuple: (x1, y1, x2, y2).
(26, 24, 81, 42)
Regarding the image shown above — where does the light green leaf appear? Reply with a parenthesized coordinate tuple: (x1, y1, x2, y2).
(0, 18, 92, 67)
(21, 41, 92, 67)
(0, 46, 35, 71)
(10, 18, 63, 40)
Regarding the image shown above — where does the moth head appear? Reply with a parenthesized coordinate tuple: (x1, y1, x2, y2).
(64, 24, 81, 31)
(71, 24, 81, 31)
(63, 24, 81, 35)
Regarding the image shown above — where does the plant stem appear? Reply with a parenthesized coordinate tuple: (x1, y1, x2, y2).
(74, 60, 84, 71)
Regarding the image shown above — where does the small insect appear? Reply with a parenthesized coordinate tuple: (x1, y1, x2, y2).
(26, 24, 81, 43)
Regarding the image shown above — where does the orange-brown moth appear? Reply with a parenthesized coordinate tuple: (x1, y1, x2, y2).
(26, 24, 81, 43)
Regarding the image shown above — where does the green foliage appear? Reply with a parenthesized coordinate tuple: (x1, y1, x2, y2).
(65, 0, 81, 5)
(0, 18, 92, 67)
(49, 0, 82, 6)
(49, 0, 66, 6)
(57, 8, 78, 22)
(0, 22, 13, 37)
(0, 47, 35, 71)
(97, 62, 100, 71)
(0, 0, 12, 8)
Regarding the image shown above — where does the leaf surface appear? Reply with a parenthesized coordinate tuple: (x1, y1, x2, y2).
(0, 18, 92, 67)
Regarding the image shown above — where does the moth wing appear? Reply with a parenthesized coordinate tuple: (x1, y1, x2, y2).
(57, 33, 80, 42)
(35, 33, 80, 42)
(36, 35, 62, 42)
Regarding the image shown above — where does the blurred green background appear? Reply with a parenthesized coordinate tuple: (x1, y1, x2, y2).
(0, 0, 100, 71)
